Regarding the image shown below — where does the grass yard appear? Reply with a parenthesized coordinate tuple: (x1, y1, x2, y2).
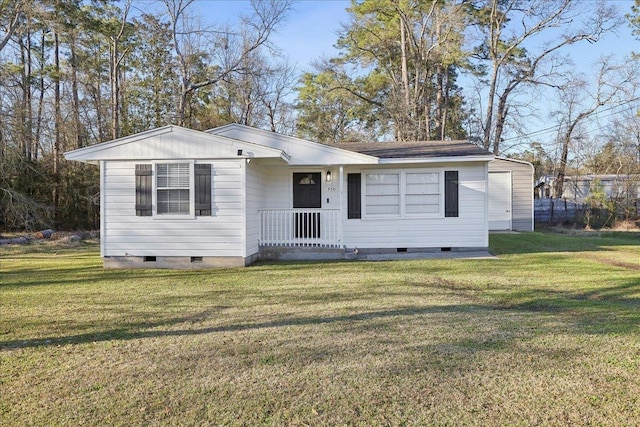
(1, 232, 639, 426)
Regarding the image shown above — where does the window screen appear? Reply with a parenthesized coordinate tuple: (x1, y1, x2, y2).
(365, 173, 400, 215)
(405, 172, 440, 215)
(156, 163, 190, 215)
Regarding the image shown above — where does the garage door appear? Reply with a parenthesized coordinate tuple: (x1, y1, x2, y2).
(489, 171, 512, 231)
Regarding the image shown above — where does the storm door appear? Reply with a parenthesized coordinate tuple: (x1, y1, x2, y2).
(293, 173, 321, 239)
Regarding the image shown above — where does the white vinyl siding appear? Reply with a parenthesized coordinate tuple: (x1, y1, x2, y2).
(156, 163, 190, 215)
(103, 160, 244, 257)
(244, 161, 266, 257)
(342, 164, 488, 249)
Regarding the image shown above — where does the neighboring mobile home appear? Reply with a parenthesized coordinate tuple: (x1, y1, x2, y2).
(64, 124, 495, 268)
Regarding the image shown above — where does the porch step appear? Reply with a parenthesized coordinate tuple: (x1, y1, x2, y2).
(258, 246, 495, 262)
(259, 246, 345, 261)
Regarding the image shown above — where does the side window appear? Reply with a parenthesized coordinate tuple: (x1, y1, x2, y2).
(134, 163, 211, 217)
(444, 170, 459, 218)
(347, 173, 361, 219)
(156, 163, 190, 215)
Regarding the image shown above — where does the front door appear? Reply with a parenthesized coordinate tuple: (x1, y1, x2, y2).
(293, 173, 321, 238)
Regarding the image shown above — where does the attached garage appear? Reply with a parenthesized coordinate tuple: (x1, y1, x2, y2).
(488, 158, 534, 232)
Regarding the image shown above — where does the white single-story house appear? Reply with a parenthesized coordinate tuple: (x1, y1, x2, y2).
(488, 158, 535, 232)
(64, 124, 497, 268)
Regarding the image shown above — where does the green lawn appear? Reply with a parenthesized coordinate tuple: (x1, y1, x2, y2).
(1, 232, 639, 426)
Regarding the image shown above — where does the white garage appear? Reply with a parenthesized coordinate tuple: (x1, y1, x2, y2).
(488, 158, 534, 232)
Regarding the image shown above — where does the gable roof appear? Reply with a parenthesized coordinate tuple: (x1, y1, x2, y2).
(64, 125, 288, 164)
(207, 123, 378, 165)
(333, 140, 493, 164)
(64, 123, 494, 166)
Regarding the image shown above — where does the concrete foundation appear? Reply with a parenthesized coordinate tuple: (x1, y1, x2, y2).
(101, 246, 493, 269)
(103, 253, 258, 269)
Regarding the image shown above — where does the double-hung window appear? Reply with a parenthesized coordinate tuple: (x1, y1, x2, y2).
(405, 172, 440, 215)
(135, 162, 211, 217)
(156, 163, 191, 215)
(365, 173, 400, 215)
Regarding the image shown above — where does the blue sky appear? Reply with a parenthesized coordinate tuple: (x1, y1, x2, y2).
(132, 0, 639, 148)
(185, 0, 637, 72)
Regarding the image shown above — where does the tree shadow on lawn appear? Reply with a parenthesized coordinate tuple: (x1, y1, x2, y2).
(3, 278, 639, 350)
(1, 265, 238, 288)
(489, 231, 640, 256)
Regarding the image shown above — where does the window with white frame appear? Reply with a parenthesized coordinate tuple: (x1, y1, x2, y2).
(156, 163, 191, 215)
(363, 170, 455, 218)
(365, 173, 400, 215)
(135, 162, 211, 218)
(405, 172, 440, 215)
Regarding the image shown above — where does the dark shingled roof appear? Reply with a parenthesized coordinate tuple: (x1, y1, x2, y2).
(332, 140, 492, 159)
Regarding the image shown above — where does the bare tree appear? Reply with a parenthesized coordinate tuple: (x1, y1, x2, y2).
(162, 0, 292, 127)
(552, 58, 640, 198)
(472, 0, 620, 154)
(0, 0, 27, 52)
(106, 1, 131, 140)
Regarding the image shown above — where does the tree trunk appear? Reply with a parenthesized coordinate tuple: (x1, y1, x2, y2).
(34, 30, 46, 160)
(399, 12, 410, 133)
(435, 63, 444, 141)
(53, 31, 62, 215)
(70, 38, 82, 148)
(441, 65, 451, 141)
(110, 39, 120, 140)
(554, 134, 571, 198)
(483, 64, 499, 150)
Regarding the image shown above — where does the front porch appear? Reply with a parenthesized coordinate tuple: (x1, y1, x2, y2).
(258, 208, 342, 248)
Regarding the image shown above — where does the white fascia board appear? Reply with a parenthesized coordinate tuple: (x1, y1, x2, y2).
(64, 125, 288, 163)
(377, 155, 495, 165)
(64, 125, 175, 162)
(493, 156, 534, 170)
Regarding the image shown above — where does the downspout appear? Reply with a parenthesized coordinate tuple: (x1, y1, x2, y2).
(100, 161, 106, 258)
(339, 165, 344, 248)
(484, 162, 490, 248)
(240, 159, 247, 262)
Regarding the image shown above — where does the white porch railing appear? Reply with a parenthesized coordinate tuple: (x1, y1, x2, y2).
(259, 209, 341, 248)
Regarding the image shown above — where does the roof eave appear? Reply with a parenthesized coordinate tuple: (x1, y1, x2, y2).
(378, 155, 495, 164)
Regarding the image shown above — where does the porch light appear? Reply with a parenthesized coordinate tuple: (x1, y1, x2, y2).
(326, 171, 332, 182)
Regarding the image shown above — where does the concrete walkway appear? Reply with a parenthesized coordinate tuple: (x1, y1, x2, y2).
(357, 250, 496, 261)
